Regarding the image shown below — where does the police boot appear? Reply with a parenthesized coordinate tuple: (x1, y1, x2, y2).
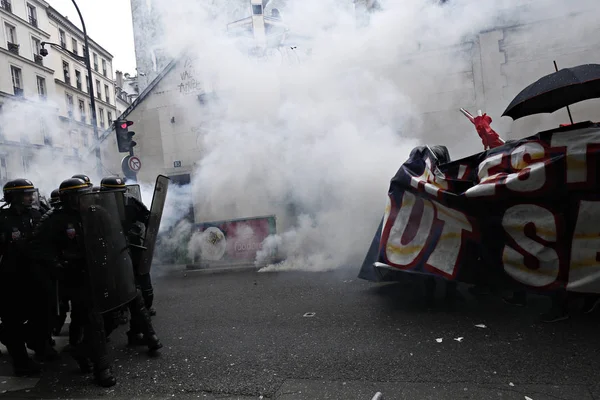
(13, 358, 42, 377)
(144, 334, 163, 352)
(127, 331, 145, 347)
(94, 368, 116, 388)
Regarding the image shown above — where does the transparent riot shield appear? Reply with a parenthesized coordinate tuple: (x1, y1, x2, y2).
(126, 184, 142, 202)
(79, 191, 138, 313)
(138, 175, 170, 275)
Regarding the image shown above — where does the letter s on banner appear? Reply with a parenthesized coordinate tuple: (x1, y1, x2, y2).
(505, 142, 546, 192)
(385, 191, 434, 267)
(426, 202, 473, 277)
(567, 200, 600, 293)
(502, 204, 559, 287)
(465, 153, 504, 197)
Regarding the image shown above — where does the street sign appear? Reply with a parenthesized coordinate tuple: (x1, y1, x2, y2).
(128, 156, 142, 172)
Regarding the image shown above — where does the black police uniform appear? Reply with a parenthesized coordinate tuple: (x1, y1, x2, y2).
(0, 179, 56, 375)
(99, 177, 162, 349)
(30, 178, 116, 387)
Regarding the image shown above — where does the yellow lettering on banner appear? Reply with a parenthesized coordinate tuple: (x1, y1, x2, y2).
(502, 204, 559, 287)
(567, 200, 600, 293)
(426, 202, 472, 276)
(550, 130, 600, 184)
(386, 191, 434, 266)
(505, 142, 546, 192)
(465, 153, 503, 197)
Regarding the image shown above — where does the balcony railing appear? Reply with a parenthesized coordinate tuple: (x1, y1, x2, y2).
(13, 87, 23, 97)
(28, 16, 37, 27)
(34, 54, 43, 65)
(1, 0, 12, 13)
(7, 42, 19, 55)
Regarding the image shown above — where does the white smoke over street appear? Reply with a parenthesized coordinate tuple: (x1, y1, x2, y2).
(138, 0, 600, 272)
(5, 0, 598, 272)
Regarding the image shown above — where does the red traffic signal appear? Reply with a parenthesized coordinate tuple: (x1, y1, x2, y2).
(115, 119, 136, 153)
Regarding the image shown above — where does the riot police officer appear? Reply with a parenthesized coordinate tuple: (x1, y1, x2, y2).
(31, 178, 117, 387)
(99, 176, 162, 346)
(49, 189, 60, 208)
(0, 179, 57, 376)
(72, 174, 92, 188)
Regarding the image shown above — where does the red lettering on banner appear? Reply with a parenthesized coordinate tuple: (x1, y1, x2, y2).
(409, 157, 448, 198)
(383, 191, 473, 277)
(550, 131, 600, 185)
(385, 191, 434, 268)
(567, 200, 600, 293)
(505, 142, 547, 192)
(425, 202, 474, 278)
(502, 204, 560, 287)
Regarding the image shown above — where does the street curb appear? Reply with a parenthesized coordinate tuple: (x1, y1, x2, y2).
(183, 264, 262, 275)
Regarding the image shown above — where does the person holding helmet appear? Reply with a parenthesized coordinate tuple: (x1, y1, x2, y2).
(99, 176, 162, 348)
(30, 178, 117, 387)
(0, 179, 57, 376)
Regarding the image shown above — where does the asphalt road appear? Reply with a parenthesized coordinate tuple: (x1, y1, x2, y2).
(0, 266, 599, 400)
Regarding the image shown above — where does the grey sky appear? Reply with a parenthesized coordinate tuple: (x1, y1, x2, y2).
(49, 0, 137, 74)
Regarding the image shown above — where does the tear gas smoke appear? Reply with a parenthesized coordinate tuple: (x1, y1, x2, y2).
(137, 0, 600, 272)
(0, 98, 115, 197)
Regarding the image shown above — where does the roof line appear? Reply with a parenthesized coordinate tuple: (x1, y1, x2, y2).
(91, 57, 179, 150)
(46, 6, 113, 59)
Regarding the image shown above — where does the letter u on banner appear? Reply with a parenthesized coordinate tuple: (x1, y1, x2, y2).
(385, 191, 434, 267)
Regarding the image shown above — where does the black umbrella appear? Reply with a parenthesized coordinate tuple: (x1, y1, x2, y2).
(502, 63, 600, 121)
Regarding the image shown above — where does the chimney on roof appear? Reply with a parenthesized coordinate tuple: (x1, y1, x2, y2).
(116, 70, 124, 88)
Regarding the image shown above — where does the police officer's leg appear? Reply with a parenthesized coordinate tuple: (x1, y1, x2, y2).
(68, 297, 93, 372)
(128, 289, 162, 351)
(85, 309, 116, 387)
(1, 309, 40, 376)
(138, 273, 156, 315)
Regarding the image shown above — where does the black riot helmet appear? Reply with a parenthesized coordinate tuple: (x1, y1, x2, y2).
(72, 174, 92, 187)
(100, 176, 127, 192)
(3, 178, 37, 207)
(59, 178, 92, 209)
(49, 188, 60, 206)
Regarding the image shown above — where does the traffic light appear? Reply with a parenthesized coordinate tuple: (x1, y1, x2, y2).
(115, 119, 137, 153)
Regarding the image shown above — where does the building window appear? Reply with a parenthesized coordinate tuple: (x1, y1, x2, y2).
(0, 0, 12, 13)
(102, 59, 107, 77)
(88, 103, 92, 121)
(85, 75, 90, 92)
(26, 4, 37, 27)
(0, 156, 7, 183)
(75, 70, 82, 90)
(32, 37, 42, 65)
(99, 108, 105, 128)
(63, 61, 70, 85)
(93, 53, 98, 71)
(81, 131, 88, 147)
(59, 29, 66, 48)
(107, 111, 112, 127)
(104, 84, 110, 103)
(72, 38, 78, 55)
(41, 118, 51, 145)
(22, 155, 32, 173)
(96, 80, 101, 99)
(36, 76, 46, 99)
(78, 99, 85, 122)
(5, 23, 18, 54)
(10, 66, 23, 96)
(65, 93, 74, 118)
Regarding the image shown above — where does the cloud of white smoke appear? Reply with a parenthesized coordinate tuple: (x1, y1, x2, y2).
(134, 0, 600, 272)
